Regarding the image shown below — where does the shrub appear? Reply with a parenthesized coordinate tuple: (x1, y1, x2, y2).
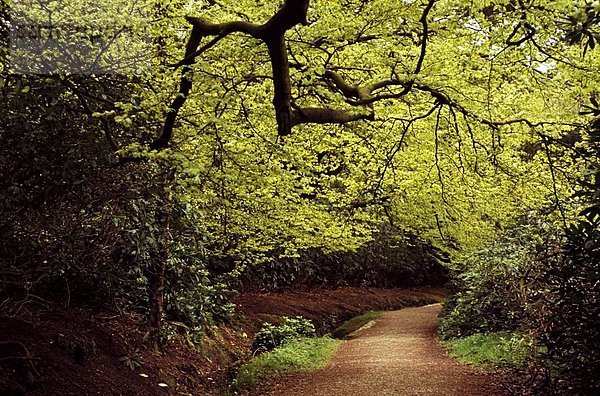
(534, 115, 600, 393)
(252, 316, 316, 353)
(439, 227, 533, 339)
(0, 74, 238, 339)
(241, 229, 448, 291)
(536, 246, 599, 394)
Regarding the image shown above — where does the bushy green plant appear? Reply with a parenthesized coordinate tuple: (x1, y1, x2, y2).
(252, 316, 316, 353)
(537, 248, 599, 393)
(534, 113, 600, 393)
(242, 229, 448, 291)
(117, 190, 237, 340)
(441, 112, 600, 392)
(439, 227, 533, 339)
(0, 74, 237, 340)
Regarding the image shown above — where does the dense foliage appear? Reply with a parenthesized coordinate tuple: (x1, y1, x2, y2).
(242, 228, 447, 290)
(441, 117, 600, 392)
(537, 111, 600, 393)
(2, 0, 600, 391)
(437, 3, 600, 389)
(439, 225, 534, 339)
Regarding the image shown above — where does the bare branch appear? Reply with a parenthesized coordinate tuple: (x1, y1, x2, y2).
(505, 22, 535, 46)
(170, 34, 226, 69)
(541, 135, 568, 229)
(185, 16, 261, 38)
(291, 107, 374, 126)
(321, 0, 438, 107)
(323, 70, 359, 99)
(434, 106, 448, 205)
(415, 0, 436, 76)
(158, 0, 313, 143)
(152, 24, 204, 149)
(262, 0, 310, 36)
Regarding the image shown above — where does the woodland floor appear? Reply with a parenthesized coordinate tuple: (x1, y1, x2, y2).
(0, 287, 445, 395)
(251, 304, 509, 396)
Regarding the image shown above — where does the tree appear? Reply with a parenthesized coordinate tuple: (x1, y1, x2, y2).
(3, 0, 598, 357)
(151, 0, 594, 253)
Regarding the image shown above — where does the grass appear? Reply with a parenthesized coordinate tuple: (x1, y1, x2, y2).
(331, 311, 383, 339)
(233, 297, 444, 392)
(443, 332, 538, 369)
(234, 337, 342, 391)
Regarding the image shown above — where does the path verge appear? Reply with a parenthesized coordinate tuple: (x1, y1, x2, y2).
(252, 304, 508, 396)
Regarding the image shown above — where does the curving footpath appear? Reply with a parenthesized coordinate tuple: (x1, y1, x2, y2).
(256, 304, 508, 396)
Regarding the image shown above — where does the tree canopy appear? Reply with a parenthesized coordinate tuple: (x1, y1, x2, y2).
(139, 0, 597, 257)
(7, 0, 597, 257)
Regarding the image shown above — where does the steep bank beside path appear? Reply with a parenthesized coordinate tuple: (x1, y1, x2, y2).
(236, 287, 445, 336)
(0, 288, 444, 396)
(254, 304, 507, 396)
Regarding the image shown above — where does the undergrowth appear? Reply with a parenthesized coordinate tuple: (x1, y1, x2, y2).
(253, 316, 315, 353)
(233, 337, 341, 392)
(443, 332, 538, 369)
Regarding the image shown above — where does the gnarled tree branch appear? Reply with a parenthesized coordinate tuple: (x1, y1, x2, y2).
(319, 0, 437, 107)
(152, 25, 204, 149)
(157, 0, 437, 147)
(291, 107, 374, 126)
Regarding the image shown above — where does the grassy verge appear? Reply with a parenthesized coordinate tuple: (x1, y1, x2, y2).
(442, 332, 538, 369)
(331, 311, 383, 339)
(234, 337, 342, 392)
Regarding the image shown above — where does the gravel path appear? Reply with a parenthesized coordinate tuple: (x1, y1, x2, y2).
(255, 304, 508, 396)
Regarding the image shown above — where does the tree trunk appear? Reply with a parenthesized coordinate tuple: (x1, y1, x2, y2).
(145, 171, 172, 351)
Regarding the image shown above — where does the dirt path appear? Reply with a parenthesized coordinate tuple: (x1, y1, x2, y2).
(255, 304, 508, 396)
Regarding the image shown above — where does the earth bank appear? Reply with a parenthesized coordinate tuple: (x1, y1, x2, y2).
(0, 287, 444, 395)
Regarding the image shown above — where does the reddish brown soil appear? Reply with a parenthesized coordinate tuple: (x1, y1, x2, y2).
(253, 304, 509, 396)
(0, 308, 239, 396)
(0, 287, 443, 395)
(236, 286, 446, 335)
